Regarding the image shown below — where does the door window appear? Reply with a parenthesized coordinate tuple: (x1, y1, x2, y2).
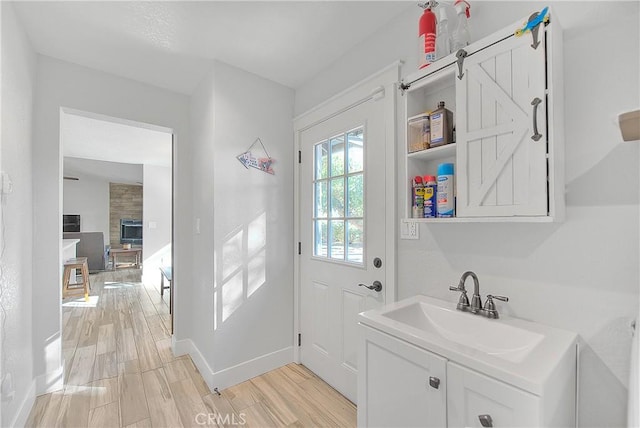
(313, 127, 364, 264)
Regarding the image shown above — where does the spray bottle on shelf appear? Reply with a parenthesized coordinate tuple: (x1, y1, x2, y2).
(412, 176, 425, 218)
(437, 163, 455, 218)
(451, 0, 471, 52)
(423, 175, 438, 218)
(418, 1, 438, 69)
(435, 2, 453, 60)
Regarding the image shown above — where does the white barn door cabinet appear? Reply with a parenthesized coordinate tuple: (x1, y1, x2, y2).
(402, 8, 564, 222)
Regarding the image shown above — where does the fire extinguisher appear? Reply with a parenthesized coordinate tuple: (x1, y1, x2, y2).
(418, 1, 437, 69)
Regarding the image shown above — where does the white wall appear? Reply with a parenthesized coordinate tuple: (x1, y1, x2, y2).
(142, 164, 172, 287)
(0, 3, 37, 426)
(62, 172, 110, 241)
(187, 60, 294, 388)
(32, 55, 192, 394)
(295, 2, 640, 426)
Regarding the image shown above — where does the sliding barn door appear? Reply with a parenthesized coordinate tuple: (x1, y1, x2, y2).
(456, 31, 548, 217)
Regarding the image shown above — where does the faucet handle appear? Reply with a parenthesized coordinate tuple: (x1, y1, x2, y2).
(482, 295, 509, 319)
(484, 295, 508, 311)
(450, 285, 470, 310)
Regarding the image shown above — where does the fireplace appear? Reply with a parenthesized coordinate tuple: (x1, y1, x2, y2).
(120, 219, 142, 245)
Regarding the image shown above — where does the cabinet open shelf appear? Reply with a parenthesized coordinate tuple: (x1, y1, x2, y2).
(401, 216, 555, 223)
(407, 143, 456, 162)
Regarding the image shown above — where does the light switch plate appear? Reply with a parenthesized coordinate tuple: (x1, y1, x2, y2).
(400, 220, 419, 240)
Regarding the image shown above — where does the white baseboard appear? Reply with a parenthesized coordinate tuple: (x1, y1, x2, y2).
(172, 338, 293, 392)
(173, 337, 215, 387)
(35, 364, 64, 395)
(10, 379, 36, 428)
(211, 346, 294, 390)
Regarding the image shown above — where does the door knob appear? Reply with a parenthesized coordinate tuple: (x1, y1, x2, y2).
(358, 281, 382, 292)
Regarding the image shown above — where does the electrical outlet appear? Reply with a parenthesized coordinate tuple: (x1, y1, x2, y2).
(195, 218, 201, 234)
(400, 220, 419, 240)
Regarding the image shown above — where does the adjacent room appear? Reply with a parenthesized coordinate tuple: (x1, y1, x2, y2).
(1, 1, 638, 427)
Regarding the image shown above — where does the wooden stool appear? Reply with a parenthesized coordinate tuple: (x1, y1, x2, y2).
(63, 257, 90, 301)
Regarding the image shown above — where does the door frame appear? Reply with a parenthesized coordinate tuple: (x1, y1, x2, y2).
(292, 62, 400, 363)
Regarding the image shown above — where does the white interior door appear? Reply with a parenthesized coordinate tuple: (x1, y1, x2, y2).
(299, 95, 387, 403)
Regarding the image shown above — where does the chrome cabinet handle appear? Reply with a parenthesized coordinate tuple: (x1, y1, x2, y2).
(531, 97, 542, 141)
(358, 281, 382, 292)
(479, 414, 493, 427)
(428, 376, 440, 389)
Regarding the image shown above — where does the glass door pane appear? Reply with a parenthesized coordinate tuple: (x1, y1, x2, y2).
(312, 127, 365, 265)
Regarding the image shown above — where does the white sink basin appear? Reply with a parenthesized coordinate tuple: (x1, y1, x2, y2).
(359, 295, 578, 394)
(382, 301, 544, 363)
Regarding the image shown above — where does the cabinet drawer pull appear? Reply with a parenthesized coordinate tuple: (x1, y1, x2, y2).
(428, 376, 440, 389)
(531, 97, 542, 141)
(479, 414, 493, 427)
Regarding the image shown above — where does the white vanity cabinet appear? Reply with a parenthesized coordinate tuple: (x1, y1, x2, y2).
(447, 362, 540, 427)
(357, 304, 577, 428)
(358, 325, 447, 428)
(402, 8, 564, 222)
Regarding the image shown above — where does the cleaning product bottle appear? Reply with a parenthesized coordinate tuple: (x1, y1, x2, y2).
(418, 2, 437, 69)
(435, 2, 452, 60)
(451, 0, 471, 52)
(430, 101, 454, 147)
(437, 163, 455, 217)
(412, 176, 425, 218)
(423, 175, 438, 218)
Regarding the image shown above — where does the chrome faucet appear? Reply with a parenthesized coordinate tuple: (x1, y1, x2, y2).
(449, 271, 478, 312)
(451, 271, 482, 312)
(449, 271, 509, 318)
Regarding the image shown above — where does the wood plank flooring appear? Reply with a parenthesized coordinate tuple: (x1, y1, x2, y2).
(26, 269, 356, 427)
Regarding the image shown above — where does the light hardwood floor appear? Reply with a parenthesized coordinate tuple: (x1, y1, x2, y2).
(26, 269, 356, 427)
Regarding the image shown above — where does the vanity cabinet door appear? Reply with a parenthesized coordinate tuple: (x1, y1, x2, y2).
(447, 362, 540, 427)
(358, 324, 447, 428)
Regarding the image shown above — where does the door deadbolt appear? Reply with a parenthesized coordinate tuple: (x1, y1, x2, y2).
(373, 258, 382, 268)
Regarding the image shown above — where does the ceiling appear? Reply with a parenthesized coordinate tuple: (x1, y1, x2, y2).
(61, 111, 172, 167)
(64, 157, 144, 185)
(13, 1, 413, 94)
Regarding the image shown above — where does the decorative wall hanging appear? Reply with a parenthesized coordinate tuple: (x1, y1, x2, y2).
(237, 138, 275, 175)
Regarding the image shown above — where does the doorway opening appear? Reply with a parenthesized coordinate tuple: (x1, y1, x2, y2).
(59, 108, 175, 387)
